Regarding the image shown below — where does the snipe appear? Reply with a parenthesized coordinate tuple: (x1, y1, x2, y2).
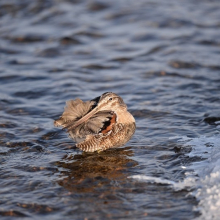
(54, 92, 136, 152)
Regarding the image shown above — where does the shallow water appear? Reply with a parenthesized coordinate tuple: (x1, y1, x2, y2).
(0, 0, 220, 219)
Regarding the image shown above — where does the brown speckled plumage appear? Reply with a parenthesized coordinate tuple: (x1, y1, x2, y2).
(54, 92, 136, 152)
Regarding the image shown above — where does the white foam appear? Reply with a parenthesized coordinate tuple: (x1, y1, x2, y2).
(174, 135, 220, 220)
(130, 134, 220, 219)
(129, 174, 196, 191)
(129, 175, 176, 185)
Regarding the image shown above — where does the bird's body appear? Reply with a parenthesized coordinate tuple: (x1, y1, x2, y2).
(54, 92, 135, 152)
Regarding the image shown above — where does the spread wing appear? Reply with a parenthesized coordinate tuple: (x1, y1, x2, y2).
(54, 99, 94, 127)
(67, 110, 114, 142)
(54, 99, 114, 142)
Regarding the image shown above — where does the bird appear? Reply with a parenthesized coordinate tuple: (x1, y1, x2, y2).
(54, 92, 136, 152)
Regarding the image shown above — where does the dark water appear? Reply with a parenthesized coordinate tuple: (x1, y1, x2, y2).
(0, 0, 220, 219)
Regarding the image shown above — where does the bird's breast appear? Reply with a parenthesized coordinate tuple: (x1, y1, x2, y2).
(116, 110, 135, 124)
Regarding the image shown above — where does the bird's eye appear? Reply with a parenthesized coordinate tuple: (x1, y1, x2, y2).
(109, 97, 113, 101)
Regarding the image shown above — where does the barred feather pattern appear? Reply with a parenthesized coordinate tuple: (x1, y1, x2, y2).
(76, 122, 136, 152)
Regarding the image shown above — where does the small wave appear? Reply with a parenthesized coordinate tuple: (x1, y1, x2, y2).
(172, 135, 220, 220)
(130, 135, 220, 219)
(129, 175, 176, 185)
(129, 175, 196, 191)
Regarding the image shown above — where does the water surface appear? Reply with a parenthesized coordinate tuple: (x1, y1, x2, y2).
(0, 0, 220, 219)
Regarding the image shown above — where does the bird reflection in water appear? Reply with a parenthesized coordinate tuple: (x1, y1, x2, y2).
(56, 146, 138, 193)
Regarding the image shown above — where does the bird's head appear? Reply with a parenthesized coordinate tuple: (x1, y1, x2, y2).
(92, 92, 127, 112)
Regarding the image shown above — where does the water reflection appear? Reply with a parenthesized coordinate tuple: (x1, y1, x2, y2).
(56, 146, 138, 192)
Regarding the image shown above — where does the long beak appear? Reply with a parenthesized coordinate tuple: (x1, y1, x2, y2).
(64, 106, 98, 131)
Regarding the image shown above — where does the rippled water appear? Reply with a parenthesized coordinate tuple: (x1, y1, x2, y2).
(0, 0, 220, 219)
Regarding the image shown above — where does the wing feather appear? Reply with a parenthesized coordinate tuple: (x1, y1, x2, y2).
(54, 99, 114, 142)
(54, 99, 94, 127)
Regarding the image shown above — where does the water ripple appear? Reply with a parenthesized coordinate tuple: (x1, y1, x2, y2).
(0, 0, 219, 219)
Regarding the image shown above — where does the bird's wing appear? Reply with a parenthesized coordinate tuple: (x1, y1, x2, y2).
(87, 111, 115, 133)
(54, 99, 94, 128)
(54, 98, 115, 142)
(68, 111, 114, 142)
